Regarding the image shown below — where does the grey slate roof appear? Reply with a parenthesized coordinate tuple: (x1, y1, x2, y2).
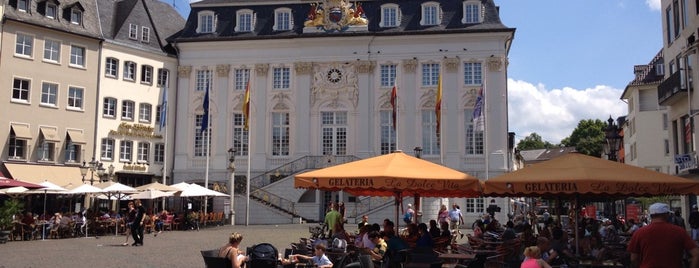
(175, 0, 514, 42)
(3, 0, 102, 39)
(626, 50, 664, 87)
(96, 0, 185, 54)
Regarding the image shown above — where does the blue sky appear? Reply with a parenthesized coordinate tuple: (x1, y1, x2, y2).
(167, 0, 663, 144)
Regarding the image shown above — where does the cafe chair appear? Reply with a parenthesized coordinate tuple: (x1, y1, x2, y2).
(201, 249, 232, 268)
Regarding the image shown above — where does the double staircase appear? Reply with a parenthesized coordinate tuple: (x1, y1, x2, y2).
(240, 155, 395, 222)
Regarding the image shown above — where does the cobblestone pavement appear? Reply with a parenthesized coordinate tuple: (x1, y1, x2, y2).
(0, 224, 318, 268)
(0, 223, 472, 268)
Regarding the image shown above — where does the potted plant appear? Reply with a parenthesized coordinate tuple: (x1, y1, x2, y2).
(0, 199, 23, 243)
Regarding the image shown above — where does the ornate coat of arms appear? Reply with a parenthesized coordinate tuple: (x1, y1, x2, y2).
(304, 0, 368, 32)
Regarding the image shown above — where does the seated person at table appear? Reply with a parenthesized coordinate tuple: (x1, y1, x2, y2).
(472, 219, 485, 238)
(331, 221, 350, 241)
(219, 232, 250, 268)
(361, 224, 381, 249)
(355, 225, 371, 248)
(49, 213, 62, 238)
(402, 223, 419, 246)
(415, 223, 433, 248)
(521, 246, 552, 268)
(579, 234, 607, 260)
(281, 243, 333, 268)
(439, 221, 451, 238)
(546, 228, 576, 266)
(21, 212, 36, 240)
(428, 220, 440, 237)
(368, 231, 387, 261)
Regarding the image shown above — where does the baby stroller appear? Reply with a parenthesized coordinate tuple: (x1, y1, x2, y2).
(247, 243, 279, 268)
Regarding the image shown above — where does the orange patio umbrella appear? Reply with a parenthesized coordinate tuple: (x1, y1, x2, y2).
(294, 151, 481, 197)
(483, 153, 699, 197)
(295, 151, 481, 227)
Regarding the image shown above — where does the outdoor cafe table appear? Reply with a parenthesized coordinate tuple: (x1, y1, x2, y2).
(577, 259, 624, 268)
(437, 252, 476, 264)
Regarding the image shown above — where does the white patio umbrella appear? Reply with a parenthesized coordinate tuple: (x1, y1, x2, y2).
(0, 186, 29, 196)
(178, 183, 229, 197)
(135, 182, 180, 192)
(170, 182, 192, 191)
(94, 182, 137, 236)
(26, 180, 67, 240)
(67, 184, 104, 194)
(130, 189, 173, 200)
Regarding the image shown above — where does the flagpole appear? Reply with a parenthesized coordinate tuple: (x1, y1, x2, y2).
(204, 80, 211, 218)
(246, 77, 252, 226)
(438, 72, 444, 164)
(484, 72, 489, 180)
(161, 83, 168, 212)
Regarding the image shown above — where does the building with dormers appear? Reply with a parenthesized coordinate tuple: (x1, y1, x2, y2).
(93, 0, 183, 192)
(0, 0, 183, 213)
(173, 0, 515, 224)
(0, 0, 102, 188)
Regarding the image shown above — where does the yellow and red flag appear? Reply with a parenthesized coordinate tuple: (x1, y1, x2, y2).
(243, 80, 251, 130)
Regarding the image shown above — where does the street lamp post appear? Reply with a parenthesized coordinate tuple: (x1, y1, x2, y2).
(413, 146, 423, 223)
(80, 158, 105, 185)
(603, 116, 622, 162)
(228, 148, 236, 225)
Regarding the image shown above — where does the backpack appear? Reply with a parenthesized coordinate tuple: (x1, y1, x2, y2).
(403, 212, 411, 223)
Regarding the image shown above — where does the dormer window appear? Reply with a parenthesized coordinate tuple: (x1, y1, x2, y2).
(197, 11, 215, 33)
(129, 24, 138, 40)
(141, 26, 150, 43)
(462, 1, 482, 24)
(420, 2, 441, 26)
(273, 8, 292, 31)
(18, 0, 28, 12)
(46, 3, 57, 19)
(71, 9, 82, 25)
(380, 4, 401, 28)
(236, 9, 255, 32)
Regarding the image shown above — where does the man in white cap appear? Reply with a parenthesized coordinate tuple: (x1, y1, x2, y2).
(627, 202, 699, 268)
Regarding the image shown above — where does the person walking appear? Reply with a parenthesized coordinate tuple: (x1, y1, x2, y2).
(448, 204, 464, 239)
(627, 203, 699, 268)
(690, 205, 699, 241)
(324, 202, 342, 238)
(131, 199, 146, 246)
(122, 201, 136, 246)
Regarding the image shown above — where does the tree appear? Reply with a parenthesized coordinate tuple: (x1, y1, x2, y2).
(561, 119, 607, 157)
(517, 132, 555, 150)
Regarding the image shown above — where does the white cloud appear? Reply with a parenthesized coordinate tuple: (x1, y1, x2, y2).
(645, 0, 661, 11)
(507, 79, 627, 144)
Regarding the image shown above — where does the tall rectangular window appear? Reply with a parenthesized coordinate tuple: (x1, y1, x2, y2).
(101, 138, 115, 160)
(238, 12, 253, 32)
(141, 65, 153, 84)
(71, 10, 82, 25)
(421, 63, 440, 86)
(122, 100, 135, 120)
(421, 110, 440, 155)
(275, 10, 291, 30)
(120, 140, 133, 162)
(141, 27, 150, 43)
(65, 140, 80, 163)
(380, 110, 396, 154)
(194, 115, 211, 157)
(70, 45, 85, 67)
(18, 0, 28, 11)
(103, 97, 117, 117)
(464, 62, 482, 85)
(46, 4, 57, 18)
(15, 33, 33, 57)
(43, 39, 60, 62)
(38, 141, 55, 161)
(465, 109, 484, 155)
(234, 69, 250, 90)
(12, 78, 30, 102)
(321, 111, 347, 155)
(129, 24, 138, 39)
(199, 13, 214, 33)
(382, 6, 397, 27)
(67, 87, 84, 109)
(272, 112, 290, 156)
(157, 68, 169, 87)
(232, 113, 249, 156)
(423, 5, 438, 25)
(41, 82, 58, 106)
(8, 135, 26, 159)
(273, 67, 290, 89)
(196, 70, 212, 91)
(464, 3, 480, 23)
(106, 58, 118, 78)
(139, 103, 152, 123)
(137, 142, 150, 163)
(380, 64, 397, 87)
(124, 61, 136, 81)
(154, 143, 165, 163)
